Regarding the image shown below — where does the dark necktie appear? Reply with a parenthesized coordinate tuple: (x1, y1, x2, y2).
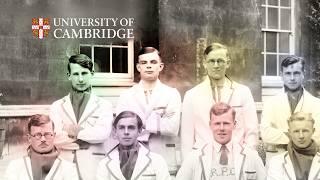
(219, 145, 228, 165)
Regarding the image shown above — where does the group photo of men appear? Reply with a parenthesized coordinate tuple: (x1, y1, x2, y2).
(1, 0, 320, 180)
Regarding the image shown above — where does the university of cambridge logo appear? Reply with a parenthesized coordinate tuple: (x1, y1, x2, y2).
(32, 18, 50, 39)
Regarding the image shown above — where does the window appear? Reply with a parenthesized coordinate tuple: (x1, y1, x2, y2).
(261, 0, 294, 76)
(79, 39, 134, 86)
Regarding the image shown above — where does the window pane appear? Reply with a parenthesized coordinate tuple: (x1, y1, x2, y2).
(266, 32, 277, 52)
(94, 47, 110, 73)
(280, 9, 291, 30)
(80, 46, 92, 59)
(280, 0, 290, 7)
(268, 7, 278, 29)
(266, 55, 277, 75)
(262, 7, 266, 28)
(112, 48, 128, 73)
(279, 32, 289, 53)
(268, 0, 278, 6)
(261, 0, 266, 5)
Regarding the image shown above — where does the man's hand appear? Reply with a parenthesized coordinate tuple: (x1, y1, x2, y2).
(63, 124, 83, 138)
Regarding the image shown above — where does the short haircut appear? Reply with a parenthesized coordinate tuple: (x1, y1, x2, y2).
(28, 114, 54, 133)
(209, 102, 236, 124)
(138, 47, 161, 60)
(280, 55, 305, 72)
(288, 112, 314, 126)
(204, 43, 231, 61)
(68, 54, 93, 73)
(113, 111, 143, 130)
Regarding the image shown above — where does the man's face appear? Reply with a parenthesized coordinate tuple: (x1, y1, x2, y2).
(68, 63, 93, 92)
(281, 62, 304, 91)
(288, 120, 314, 148)
(28, 122, 55, 153)
(114, 117, 140, 147)
(210, 110, 235, 145)
(204, 49, 230, 81)
(137, 52, 164, 81)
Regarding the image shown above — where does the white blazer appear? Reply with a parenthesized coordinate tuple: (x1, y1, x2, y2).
(96, 143, 171, 180)
(181, 76, 258, 159)
(116, 80, 181, 168)
(267, 151, 320, 180)
(4, 156, 79, 180)
(261, 88, 320, 145)
(50, 93, 113, 145)
(176, 142, 266, 180)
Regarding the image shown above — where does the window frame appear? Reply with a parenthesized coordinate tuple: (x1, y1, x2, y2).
(261, 0, 295, 86)
(79, 39, 134, 86)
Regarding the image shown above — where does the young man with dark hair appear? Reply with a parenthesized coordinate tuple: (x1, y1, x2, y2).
(177, 103, 265, 180)
(181, 42, 259, 159)
(96, 111, 170, 180)
(49, 54, 113, 179)
(267, 112, 320, 180)
(261, 55, 320, 147)
(5, 114, 79, 180)
(116, 47, 181, 171)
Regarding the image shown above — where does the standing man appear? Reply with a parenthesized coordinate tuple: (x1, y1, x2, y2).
(49, 54, 113, 179)
(116, 47, 181, 170)
(5, 114, 79, 180)
(267, 112, 320, 180)
(181, 43, 258, 159)
(96, 111, 171, 180)
(176, 103, 265, 180)
(261, 55, 320, 146)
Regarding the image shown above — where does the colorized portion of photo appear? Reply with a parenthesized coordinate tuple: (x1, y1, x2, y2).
(1, 0, 320, 180)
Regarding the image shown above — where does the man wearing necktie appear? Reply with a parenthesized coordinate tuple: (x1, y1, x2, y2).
(116, 47, 181, 172)
(96, 111, 171, 180)
(181, 43, 259, 159)
(176, 103, 266, 180)
(261, 56, 320, 147)
(49, 54, 113, 180)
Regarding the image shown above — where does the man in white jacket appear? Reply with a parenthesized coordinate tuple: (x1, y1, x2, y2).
(261, 55, 320, 147)
(267, 112, 320, 180)
(5, 114, 78, 180)
(116, 47, 181, 171)
(181, 43, 258, 159)
(177, 103, 266, 180)
(96, 111, 171, 180)
(49, 54, 113, 180)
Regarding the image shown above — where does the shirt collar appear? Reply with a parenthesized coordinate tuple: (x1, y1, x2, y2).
(212, 139, 233, 152)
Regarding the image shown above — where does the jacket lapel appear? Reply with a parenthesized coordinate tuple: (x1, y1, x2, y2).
(283, 152, 296, 180)
(61, 95, 77, 124)
(45, 158, 61, 180)
(106, 146, 127, 180)
(293, 89, 305, 113)
(308, 152, 320, 180)
(279, 91, 292, 116)
(220, 79, 234, 104)
(233, 143, 245, 180)
(199, 144, 212, 180)
(78, 94, 99, 125)
(131, 145, 152, 180)
(23, 156, 33, 180)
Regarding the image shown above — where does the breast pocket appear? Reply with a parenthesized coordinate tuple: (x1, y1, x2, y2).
(244, 171, 257, 180)
(82, 116, 99, 128)
(140, 174, 157, 180)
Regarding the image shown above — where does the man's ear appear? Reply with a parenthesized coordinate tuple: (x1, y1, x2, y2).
(111, 127, 117, 138)
(159, 62, 164, 72)
(67, 72, 71, 80)
(136, 63, 141, 73)
(27, 134, 32, 144)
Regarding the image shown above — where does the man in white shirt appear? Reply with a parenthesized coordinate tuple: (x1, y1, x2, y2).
(181, 42, 258, 159)
(177, 102, 265, 180)
(116, 47, 181, 171)
(261, 55, 320, 147)
(5, 114, 78, 180)
(96, 111, 170, 180)
(267, 112, 320, 180)
(49, 54, 113, 179)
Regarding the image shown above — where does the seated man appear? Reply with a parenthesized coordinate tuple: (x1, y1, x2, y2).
(96, 111, 171, 180)
(5, 114, 78, 180)
(176, 103, 265, 180)
(267, 112, 320, 180)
